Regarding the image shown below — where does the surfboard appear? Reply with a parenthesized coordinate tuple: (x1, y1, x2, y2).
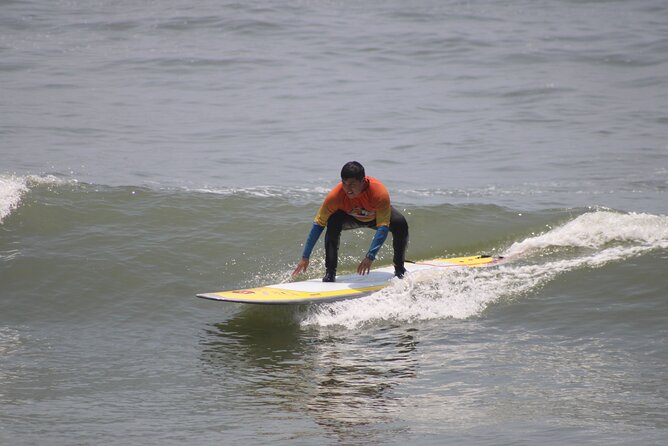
(196, 255, 503, 305)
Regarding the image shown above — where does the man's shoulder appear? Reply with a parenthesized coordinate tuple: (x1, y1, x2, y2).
(366, 177, 389, 194)
(365, 177, 390, 205)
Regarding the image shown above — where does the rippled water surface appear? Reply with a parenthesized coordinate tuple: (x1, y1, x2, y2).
(2, 0, 667, 444)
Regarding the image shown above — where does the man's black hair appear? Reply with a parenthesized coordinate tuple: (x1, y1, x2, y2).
(341, 161, 365, 181)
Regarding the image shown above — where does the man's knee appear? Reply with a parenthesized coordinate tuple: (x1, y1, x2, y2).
(326, 210, 347, 233)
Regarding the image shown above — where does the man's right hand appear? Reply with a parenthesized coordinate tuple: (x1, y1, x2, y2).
(292, 257, 309, 277)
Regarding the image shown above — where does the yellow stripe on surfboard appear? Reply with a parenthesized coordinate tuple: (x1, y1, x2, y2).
(203, 284, 387, 303)
(416, 255, 497, 267)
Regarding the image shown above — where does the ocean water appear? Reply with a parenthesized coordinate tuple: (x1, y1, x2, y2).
(1, 0, 667, 445)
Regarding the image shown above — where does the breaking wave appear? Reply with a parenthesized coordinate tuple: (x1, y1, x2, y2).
(303, 211, 668, 329)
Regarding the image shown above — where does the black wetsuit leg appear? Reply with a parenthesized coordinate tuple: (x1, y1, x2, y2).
(389, 207, 409, 272)
(324, 211, 371, 273)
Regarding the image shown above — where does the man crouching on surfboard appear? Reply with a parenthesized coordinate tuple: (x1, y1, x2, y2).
(292, 161, 409, 282)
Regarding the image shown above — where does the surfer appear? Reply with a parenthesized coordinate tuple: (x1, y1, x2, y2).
(292, 161, 409, 282)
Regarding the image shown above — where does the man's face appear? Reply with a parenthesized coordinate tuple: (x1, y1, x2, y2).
(341, 177, 365, 199)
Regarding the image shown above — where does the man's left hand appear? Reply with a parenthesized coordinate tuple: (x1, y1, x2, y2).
(357, 257, 373, 275)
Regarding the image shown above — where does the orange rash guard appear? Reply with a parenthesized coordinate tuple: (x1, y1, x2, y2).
(314, 176, 391, 227)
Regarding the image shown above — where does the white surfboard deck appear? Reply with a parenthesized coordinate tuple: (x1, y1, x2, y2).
(197, 255, 503, 305)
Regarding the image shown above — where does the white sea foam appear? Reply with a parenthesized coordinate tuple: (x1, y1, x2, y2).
(192, 185, 330, 199)
(303, 211, 668, 329)
(0, 174, 73, 224)
(505, 210, 668, 254)
(0, 175, 29, 224)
